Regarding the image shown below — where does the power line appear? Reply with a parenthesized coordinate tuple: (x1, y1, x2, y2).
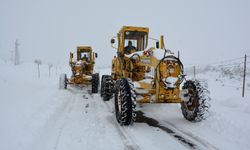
(209, 57, 244, 65)
(217, 62, 244, 67)
(185, 62, 244, 69)
(221, 84, 250, 91)
(185, 56, 245, 68)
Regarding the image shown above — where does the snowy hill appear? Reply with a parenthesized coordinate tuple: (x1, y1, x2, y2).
(0, 60, 250, 150)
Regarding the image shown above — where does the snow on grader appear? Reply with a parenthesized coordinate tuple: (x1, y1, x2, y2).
(59, 46, 99, 93)
(101, 26, 211, 125)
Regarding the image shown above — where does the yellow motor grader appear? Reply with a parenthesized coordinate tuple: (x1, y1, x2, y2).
(59, 46, 99, 93)
(101, 26, 210, 125)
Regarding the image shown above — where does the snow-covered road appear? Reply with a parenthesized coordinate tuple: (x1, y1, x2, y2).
(27, 85, 190, 150)
(29, 87, 125, 150)
(0, 61, 250, 150)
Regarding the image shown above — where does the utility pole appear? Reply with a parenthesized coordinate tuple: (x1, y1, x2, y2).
(14, 39, 20, 65)
(242, 54, 247, 97)
(193, 66, 196, 79)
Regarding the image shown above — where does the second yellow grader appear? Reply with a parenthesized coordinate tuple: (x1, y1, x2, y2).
(60, 46, 99, 93)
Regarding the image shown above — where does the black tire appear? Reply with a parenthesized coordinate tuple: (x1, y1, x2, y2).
(101, 75, 114, 101)
(115, 78, 135, 126)
(59, 73, 67, 89)
(100, 75, 106, 97)
(181, 80, 210, 122)
(91, 73, 99, 93)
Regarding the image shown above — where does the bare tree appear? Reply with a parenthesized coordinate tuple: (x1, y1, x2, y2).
(34, 59, 42, 78)
(10, 50, 14, 63)
(48, 64, 53, 77)
(14, 39, 20, 65)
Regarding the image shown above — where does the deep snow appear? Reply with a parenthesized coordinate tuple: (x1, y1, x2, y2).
(0, 60, 249, 150)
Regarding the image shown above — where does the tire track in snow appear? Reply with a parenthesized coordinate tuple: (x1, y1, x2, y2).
(52, 87, 89, 150)
(103, 100, 141, 150)
(103, 97, 218, 150)
(55, 87, 217, 150)
(110, 116, 141, 150)
(53, 90, 78, 150)
(103, 98, 196, 150)
(53, 123, 66, 150)
(136, 111, 197, 150)
(143, 113, 220, 150)
(29, 89, 76, 150)
(160, 119, 219, 150)
(54, 86, 129, 150)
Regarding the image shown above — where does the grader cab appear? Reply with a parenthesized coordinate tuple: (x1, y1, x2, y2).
(101, 26, 210, 125)
(59, 46, 99, 93)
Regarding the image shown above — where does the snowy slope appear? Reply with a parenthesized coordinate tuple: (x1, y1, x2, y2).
(0, 61, 124, 150)
(0, 60, 250, 150)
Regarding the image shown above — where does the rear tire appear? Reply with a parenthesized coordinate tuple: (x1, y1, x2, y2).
(101, 75, 114, 101)
(91, 73, 99, 93)
(100, 75, 105, 97)
(181, 80, 210, 122)
(59, 74, 67, 89)
(115, 78, 136, 126)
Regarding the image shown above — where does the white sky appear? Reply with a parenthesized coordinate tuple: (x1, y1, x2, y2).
(0, 0, 250, 67)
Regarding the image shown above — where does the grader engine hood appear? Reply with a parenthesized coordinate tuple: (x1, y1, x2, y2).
(125, 48, 183, 80)
(158, 55, 184, 89)
(72, 60, 90, 77)
(125, 48, 185, 103)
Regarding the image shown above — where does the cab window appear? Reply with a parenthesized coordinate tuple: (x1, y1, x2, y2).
(123, 31, 148, 51)
(80, 52, 90, 62)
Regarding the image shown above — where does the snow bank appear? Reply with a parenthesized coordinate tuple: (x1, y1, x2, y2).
(0, 61, 125, 150)
(0, 61, 69, 150)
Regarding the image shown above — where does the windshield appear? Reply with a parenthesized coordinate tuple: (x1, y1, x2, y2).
(80, 52, 90, 62)
(124, 31, 148, 51)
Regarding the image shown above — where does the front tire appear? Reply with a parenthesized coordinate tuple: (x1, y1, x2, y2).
(115, 78, 136, 126)
(101, 75, 114, 101)
(91, 73, 99, 93)
(181, 80, 210, 122)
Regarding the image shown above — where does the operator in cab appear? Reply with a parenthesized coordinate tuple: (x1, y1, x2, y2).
(82, 54, 89, 62)
(124, 41, 137, 54)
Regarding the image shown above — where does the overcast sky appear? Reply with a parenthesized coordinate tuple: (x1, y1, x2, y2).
(0, 0, 250, 67)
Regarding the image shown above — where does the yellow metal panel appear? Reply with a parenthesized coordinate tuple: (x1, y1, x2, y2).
(119, 26, 149, 33)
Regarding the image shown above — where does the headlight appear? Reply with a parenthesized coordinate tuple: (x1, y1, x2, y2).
(163, 76, 178, 89)
(76, 72, 80, 76)
(168, 67, 175, 74)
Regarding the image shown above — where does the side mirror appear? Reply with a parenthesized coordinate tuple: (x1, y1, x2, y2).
(69, 52, 73, 64)
(156, 42, 159, 49)
(70, 52, 73, 58)
(95, 53, 98, 58)
(111, 38, 115, 44)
